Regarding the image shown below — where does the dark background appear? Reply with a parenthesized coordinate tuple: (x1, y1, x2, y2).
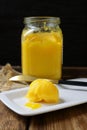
(0, 0, 87, 66)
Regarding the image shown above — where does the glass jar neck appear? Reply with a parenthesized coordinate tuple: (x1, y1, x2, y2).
(24, 17, 60, 31)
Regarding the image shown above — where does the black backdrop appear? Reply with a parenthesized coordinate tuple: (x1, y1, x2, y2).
(0, 0, 87, 66)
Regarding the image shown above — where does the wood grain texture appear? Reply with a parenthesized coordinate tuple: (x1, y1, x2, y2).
(29, 104, 87, 130)
(62, 67, 87, 79)
(0, 101, 29, 130)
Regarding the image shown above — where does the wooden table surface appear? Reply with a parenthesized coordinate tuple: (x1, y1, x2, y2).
(0, 66, 87, 130)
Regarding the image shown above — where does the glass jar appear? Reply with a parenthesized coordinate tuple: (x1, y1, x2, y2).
(21, 17, 63, 80)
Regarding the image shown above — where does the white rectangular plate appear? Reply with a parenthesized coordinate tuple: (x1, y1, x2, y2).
(0, 85, 87, 116)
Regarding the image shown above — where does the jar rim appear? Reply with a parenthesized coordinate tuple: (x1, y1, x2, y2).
(24, 16, 61, 24)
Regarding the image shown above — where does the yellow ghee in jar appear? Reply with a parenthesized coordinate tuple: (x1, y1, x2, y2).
(21, 17, 63, 80)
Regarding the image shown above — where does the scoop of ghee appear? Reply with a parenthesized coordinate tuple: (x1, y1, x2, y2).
(26, 79, 59, 104)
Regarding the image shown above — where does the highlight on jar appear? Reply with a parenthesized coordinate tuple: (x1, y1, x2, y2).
(21, 17, 63, 80)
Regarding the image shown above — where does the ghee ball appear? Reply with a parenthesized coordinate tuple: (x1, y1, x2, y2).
(26, 79, 59, 103)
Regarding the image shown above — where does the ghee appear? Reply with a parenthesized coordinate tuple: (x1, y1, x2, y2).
(25, 101, 42, 109)
(26, 79, 59, 103)
(25, 79, 59, 109)
(21, 17, 63, 80)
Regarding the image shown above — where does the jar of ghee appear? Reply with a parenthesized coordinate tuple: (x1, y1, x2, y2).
(21, 17, 63, 80)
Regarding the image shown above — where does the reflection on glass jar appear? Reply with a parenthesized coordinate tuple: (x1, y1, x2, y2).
(21, 17, 63, 80)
